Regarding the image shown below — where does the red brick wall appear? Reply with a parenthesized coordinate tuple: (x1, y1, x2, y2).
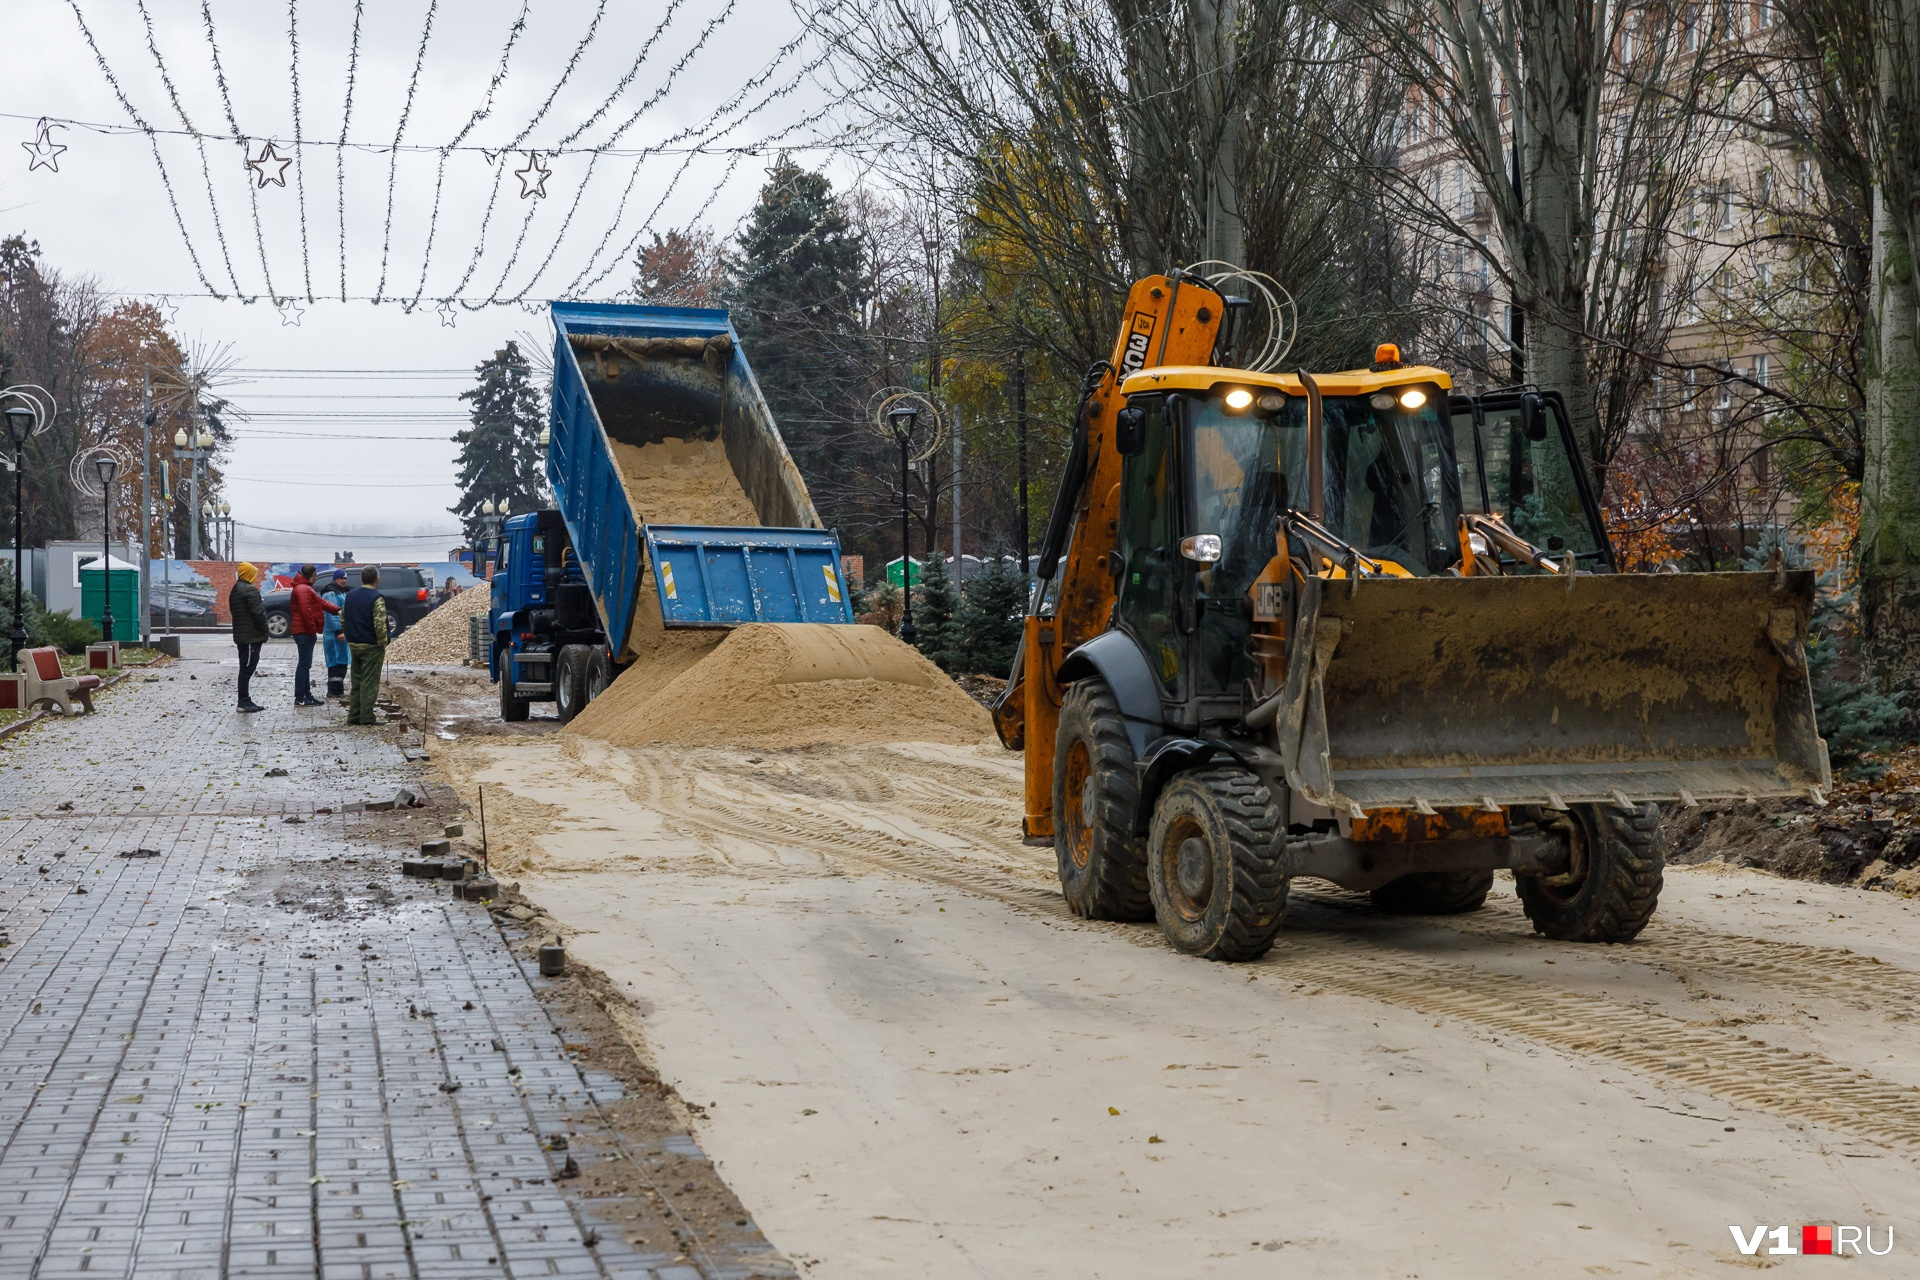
(190, 562, 272, 625)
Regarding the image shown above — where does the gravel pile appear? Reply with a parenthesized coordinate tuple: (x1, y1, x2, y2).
(387, 586, 491, 665)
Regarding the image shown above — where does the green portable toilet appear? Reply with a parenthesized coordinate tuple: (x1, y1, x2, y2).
(884, 557, 923, 589)
(79, 555, 142, 643)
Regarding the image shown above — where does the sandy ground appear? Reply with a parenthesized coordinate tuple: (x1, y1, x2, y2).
(408, 668, 1920, 1277)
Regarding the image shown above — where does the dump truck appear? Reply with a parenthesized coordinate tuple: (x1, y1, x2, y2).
(488, 302, 854, 722)
(994, 272, 1831, 960)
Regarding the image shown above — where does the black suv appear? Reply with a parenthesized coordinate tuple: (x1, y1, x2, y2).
(262, 564, 435, 640)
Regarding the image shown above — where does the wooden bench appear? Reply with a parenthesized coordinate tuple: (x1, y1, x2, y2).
(22, 646, 101, 715)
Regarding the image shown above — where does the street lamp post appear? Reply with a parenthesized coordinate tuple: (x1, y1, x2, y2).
(887, 405, 920, 644)
(5, 404, 35, 671)
(174, 420, 214, 560)
(94, 454, 118, 645)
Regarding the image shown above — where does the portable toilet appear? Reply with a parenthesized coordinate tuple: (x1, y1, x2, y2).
(79, 554, 142, 643)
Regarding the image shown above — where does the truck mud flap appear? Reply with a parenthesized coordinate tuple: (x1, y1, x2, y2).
(1274, 571, 1831, 816)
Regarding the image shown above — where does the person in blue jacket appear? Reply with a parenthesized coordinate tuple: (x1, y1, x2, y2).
(321, 568, 351, 700)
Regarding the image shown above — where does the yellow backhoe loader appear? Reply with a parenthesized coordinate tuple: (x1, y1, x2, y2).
(993, 272, 1830, 960)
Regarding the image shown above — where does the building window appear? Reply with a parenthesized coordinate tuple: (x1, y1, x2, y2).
(1759, 0, 1775, 29)
(1720, 190, 1737, 228)
(1797, 158, 1812, 205)
(1755, 445, 1771, 483)
(1686, 8, 1700, 51)
(1755, 353, 1770, 386)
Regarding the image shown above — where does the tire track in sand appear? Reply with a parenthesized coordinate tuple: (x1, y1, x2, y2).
(609, 742, 1920, 1153)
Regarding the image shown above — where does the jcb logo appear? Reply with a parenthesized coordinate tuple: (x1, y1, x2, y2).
(1119, 311, 1156, 375)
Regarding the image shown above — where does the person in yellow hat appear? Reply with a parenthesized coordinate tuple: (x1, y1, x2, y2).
(229, 562, 269, 712)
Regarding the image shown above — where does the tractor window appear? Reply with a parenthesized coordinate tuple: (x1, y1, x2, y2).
(1451, 402, 1487, 513)
(1117, 397, 1184, 696)
(1320, 396, 1463, 576)
(1479, 400, 1602, 563)
(1186, 398, 1299, 696)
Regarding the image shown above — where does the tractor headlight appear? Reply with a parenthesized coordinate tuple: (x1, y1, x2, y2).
(1222, 387, 1254, 413)
(1398, 387, 1429, 410)
(1369, 392, 1396, 411)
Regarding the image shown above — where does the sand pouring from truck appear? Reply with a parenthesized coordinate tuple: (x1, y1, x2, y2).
(993, 269, 1831, 960)
(488, 303, 870, 722)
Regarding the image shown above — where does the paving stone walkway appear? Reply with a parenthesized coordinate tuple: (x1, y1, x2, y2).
(0, 640, 781, 1280)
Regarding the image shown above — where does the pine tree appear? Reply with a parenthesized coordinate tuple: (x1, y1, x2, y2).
(954, 554, 1027, 677)
(452, 341, 549, 545)
(911, 555, 960, 669)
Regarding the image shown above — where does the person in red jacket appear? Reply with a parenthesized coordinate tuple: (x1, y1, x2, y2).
(288, 563, 341, 708)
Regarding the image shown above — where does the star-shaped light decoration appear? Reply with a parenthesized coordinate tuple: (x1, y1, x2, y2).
(436, 299, 459, 328)
(277, 298, 305, 327)
(514, 151, 551, 199)
(247, 141, 293, 189)
(21, 118, 66, 173)
(155, 295, 181, 326)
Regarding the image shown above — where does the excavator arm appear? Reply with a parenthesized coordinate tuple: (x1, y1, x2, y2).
(993, 274, 1224, 840)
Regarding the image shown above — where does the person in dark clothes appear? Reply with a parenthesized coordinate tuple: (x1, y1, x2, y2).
(341, 565, 390, 726)
(287, 563, 340, 707)
(321, 569, 351, 699)
(229, 562, 269, 712)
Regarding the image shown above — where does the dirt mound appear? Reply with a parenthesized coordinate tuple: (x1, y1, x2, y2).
(564, 622, 993, 748)
(387, 585, 490, 665)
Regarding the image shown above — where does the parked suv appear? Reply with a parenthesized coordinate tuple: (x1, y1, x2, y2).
(262, 565, 435, 640)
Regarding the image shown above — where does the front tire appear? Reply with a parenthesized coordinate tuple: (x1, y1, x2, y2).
(499, 656, 530, 723)
(1370, 868, 1495, 915)
(1515, 803, 1664, 942)
(264, 610, 290, 639)
(1146, 768, 1289, 961)
(1051, 678, 1152, 921)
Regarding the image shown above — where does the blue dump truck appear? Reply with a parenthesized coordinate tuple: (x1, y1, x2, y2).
(489, 302, 854, 722)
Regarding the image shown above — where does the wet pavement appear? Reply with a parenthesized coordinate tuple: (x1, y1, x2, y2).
(0, 638, 784, 1280)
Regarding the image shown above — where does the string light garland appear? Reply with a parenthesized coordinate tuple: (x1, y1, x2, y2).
(21, 118, 65, 172)
(56, 0, 841, 312)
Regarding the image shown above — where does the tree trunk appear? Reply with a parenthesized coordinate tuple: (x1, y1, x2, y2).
(1861, 169, 1920, 687)
(1190, 0, 1246, 269)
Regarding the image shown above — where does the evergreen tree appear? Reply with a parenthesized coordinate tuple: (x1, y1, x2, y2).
(724, 159, 882, 540)
(452, 341, 549, 545)
(911, 555, 960, 670)
(954, 554, 1026, 677)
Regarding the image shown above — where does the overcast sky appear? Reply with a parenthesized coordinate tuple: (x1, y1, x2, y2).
(0, 0, 833, 561)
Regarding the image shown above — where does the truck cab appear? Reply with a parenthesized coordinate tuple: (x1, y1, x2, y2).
(489, 511, 607, 722)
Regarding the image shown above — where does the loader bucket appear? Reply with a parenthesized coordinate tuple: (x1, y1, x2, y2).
(1278, 570, 1830, 815)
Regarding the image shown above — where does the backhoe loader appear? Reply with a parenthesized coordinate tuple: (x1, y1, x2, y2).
(992, 272, 1830, 961)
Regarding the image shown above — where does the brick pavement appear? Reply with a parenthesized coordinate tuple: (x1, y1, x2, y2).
(0, 639, 787, 1280)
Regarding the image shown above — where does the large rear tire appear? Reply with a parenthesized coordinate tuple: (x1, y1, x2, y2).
(1146, 768, 1289, 961)
(586, 649, 613, 702)
(1051, 678, 1152, 921)
(1515, 803, 1663, 942)
(1370, 868, 1495, 915)
(554, 645, 590, 724)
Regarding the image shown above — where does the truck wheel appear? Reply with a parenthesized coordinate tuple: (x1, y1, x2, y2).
(499, 659, 530, 723)
(554, 646, 590, 724)
(586, 650, 613, 701)
(1370, 869, 1495, 915)
(1146, 767, 1288, 961)
(1515, 803, 1664, 942)
(1052, 677, 1151, 921)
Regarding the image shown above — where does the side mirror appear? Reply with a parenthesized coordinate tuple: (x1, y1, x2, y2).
(1180, 534, 1222, 563)
(1115, 405, 1148, 456)
(1520, 393, 1548, 442)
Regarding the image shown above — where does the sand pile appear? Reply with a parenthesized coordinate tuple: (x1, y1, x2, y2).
(565, 622, 993, 748)
(387, 586, 490, 665)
